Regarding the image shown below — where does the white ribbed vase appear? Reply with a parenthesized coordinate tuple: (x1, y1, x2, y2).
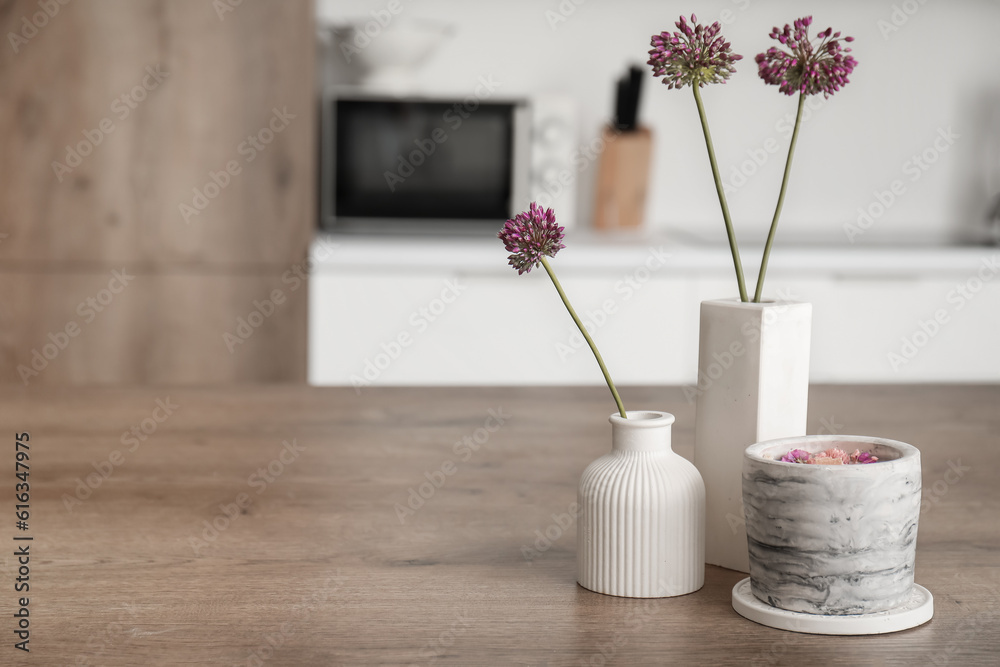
(577, 411, 706, 598)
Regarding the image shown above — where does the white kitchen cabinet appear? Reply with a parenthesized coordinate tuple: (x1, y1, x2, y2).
(309, 234, 1000, 386)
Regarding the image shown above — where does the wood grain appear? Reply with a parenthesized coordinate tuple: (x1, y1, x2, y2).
(593, 126, 652, 230)
(0, 385, 997, 665)
(0, 0, 314, 383)
(0, 0, 315, 266)
(0, 269, 308, 384)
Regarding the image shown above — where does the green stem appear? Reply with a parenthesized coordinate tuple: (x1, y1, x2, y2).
(754, 92, 806, 303)
(539, 255, 627, 419)
(692, 84, 748, 303)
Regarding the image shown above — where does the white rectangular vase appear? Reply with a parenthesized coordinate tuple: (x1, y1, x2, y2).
(694, 298, 812, 572)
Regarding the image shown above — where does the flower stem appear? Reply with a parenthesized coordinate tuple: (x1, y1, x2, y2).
(539, 255, 627, 419)
(754, 92, 806, 303)
(692, 84, 748, 303)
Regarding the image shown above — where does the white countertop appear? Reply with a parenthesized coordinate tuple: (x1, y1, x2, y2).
(311, 230, 1000, 278)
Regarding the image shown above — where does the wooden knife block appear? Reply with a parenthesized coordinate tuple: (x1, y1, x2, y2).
(593, 125, 653, 230)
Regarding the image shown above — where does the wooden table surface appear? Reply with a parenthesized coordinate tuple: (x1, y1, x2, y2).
(2, 385, 999, 666)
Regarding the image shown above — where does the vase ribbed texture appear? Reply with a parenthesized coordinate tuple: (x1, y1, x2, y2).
(577, 412, 705, 598)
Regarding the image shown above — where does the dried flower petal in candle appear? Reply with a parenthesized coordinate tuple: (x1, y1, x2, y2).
(779, 447, 879, 465)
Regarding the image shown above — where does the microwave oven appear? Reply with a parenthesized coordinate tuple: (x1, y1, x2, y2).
(320, 91, 577, 234)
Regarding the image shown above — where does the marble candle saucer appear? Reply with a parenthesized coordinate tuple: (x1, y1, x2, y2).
(732, 578, 934, 635)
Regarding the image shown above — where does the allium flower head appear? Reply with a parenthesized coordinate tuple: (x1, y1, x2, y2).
(648, 15, 742, 89)
(756, 16, 857, 98)
(498, 202, 565, 275)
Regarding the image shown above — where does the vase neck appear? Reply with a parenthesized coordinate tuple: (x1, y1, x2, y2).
(610, 411, 675, 453)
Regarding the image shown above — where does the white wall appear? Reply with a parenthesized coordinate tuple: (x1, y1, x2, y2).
(318, 0, 1000, 245)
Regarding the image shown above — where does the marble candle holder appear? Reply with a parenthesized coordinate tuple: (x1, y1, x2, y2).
(742, 435, 921, 616)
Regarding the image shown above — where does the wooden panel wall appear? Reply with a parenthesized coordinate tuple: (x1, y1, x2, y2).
(0, 0, 315, 384)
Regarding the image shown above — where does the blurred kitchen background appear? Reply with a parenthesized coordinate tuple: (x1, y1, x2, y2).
(2, 0, 998, 388)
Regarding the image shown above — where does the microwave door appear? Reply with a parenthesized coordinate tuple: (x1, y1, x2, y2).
(330, 97, 520, 233)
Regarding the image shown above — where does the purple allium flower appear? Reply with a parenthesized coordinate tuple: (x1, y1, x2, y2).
(756, 16, 857, 98)
(781, 448, 812, 464)
(498, 202, 565, 275)
(648, 14, 743, 89)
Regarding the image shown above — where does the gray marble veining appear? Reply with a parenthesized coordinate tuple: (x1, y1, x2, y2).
(742, 436, 921, 615)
